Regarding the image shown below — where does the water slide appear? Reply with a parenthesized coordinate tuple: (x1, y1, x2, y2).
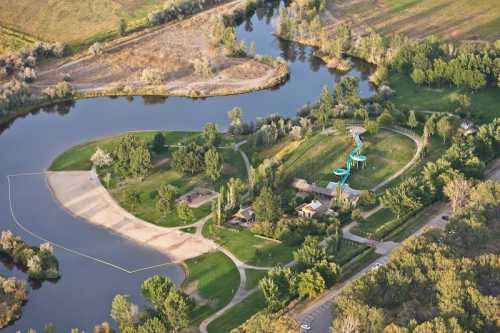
(334, 130, 366, 186)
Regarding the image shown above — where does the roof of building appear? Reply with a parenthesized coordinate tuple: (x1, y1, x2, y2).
(233, 207, 255, 220)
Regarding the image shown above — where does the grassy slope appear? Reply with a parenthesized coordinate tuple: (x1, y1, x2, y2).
(279, 130, 416, 190)
(202, 219, 295, 267)
(207, 290, 266, 333)
(389, 74, 500, 123)
(0, 0, 165, 46)
(332, 0, 500, 41)
(352, 208, 395, 238)
(183, 251, 240, 324)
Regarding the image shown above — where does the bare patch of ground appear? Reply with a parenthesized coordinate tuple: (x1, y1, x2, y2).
(30, 1, 286, 98)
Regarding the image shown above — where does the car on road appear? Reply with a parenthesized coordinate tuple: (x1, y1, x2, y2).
(441, 215, 449, 221)
(371, 263, 382, 271)
(301, 323, 311, 331)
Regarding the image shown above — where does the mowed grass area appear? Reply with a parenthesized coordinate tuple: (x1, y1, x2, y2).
(331, 0, 500, 41)
(202, 219, 295, 267)
(0, 1, 166, 48)
(389, 74, 500, 123)
(183, 251, 240, 324)
(278, 130, 416, 190)
(352, 208, 394, 239)
(50, 131, 246, 227)
(244, 269, 268, 290)
(207, 290, 266, 333)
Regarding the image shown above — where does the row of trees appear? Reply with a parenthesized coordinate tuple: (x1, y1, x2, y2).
(0, 230, 59, 280)
(111, 275, 193, 332)
(332, 176, 500, 332)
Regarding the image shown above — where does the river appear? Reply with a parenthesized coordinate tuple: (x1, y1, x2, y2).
(0, 1, 374, 331)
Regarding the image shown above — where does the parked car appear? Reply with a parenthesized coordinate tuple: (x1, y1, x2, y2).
(301, 323, 311, 331)
(442, 215, 449, 221)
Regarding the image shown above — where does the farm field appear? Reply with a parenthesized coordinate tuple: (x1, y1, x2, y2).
(0, 0, 166, 47)
(276, 130, 416, 190)
(329, 0, 500, 41)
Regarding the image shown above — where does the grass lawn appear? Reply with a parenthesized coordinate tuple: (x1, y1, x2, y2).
(245, 269, 268, 290)
(183, 251, 240, 324)
(207, 290, 266, 333)
(333, 240, 370, 265)
(389, 73, 500, 123)
(50, 131, 246, 227)
(50, 131, 201, 171)
(351, 208, 394, 239)
(278, 130, 416, 190)
(202, 219, 295, 267)
(0, 1, 167, 49)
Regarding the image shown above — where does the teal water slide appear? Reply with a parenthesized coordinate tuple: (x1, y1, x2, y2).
(334, 132, 366, 186)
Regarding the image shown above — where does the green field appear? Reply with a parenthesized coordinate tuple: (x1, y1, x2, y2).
(0, 25, 37, 54)
(183, 251, 240, 324)
(202, 219, 295, 267)
(0, 0, 167, 49)
(50, 131, 246, 227)
(352, 208, 394, 239)
(389, 74, 500, 123)
(277, 130, 416, 190)
(207, 290, 266, 333)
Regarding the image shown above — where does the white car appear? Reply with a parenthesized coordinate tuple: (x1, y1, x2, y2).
(301, 323, 311, 331)
(371, 263, 382, 271)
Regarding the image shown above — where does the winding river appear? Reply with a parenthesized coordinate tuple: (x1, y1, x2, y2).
(0, 2, 374, 331)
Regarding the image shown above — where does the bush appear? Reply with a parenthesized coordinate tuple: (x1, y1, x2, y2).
(141, 68, 167, 85)
(43, 81, 73, 99)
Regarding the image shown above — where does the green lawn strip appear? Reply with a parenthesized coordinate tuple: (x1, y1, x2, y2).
(389, 73, 500, 123)
(49, 131, 201, 171)
(333, 240, 370, 266)
(206, 290, 266, 333)
(245, 269, 268, 290)
(351, 208, 394, 239)
(384, 202, 445, 242)
(278, 130, 415, 189)
(202, 219, 295, 267)
(183, 251, 240, 324)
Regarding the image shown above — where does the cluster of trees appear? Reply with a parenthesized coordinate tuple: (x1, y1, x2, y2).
(171, 123, 225, 182)
(332, 177, 499, 332)
(111, 275, 194, 332)
(0, 80, 30, 113)
(112, 135, 153, 179)
(233, 312, 298, 333)
(211, 18, 250, 57)
(0, 42, 66, 83)
(380, 118, 499, 238)
(393, 38, 500, 90)
(0, 230, 59, 280)
(212, 177, 246, 225)
(0, 275, 28, 328)
(42, 81, 73, 100)
(277, 0, 326, 43)
(259, 237, 340, 311)
(147, 0, 225, 26)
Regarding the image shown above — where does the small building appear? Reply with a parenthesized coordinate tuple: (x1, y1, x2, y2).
(228, 207, 256, 227)
(296, 200, 323, 218)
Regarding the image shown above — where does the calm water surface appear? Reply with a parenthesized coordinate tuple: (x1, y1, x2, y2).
(0, 2, 374, 331)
